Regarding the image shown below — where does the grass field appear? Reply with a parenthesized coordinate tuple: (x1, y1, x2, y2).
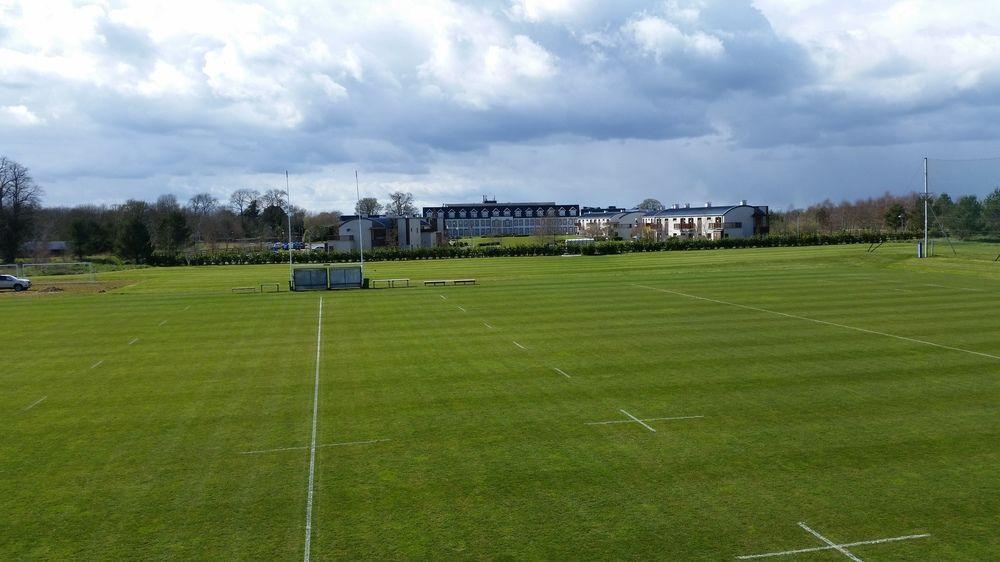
(2, 242, 998, 560)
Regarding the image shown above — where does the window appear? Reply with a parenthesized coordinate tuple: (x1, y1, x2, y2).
(448, 210, 455, 218)
(460, 209, 467, 218)
(525, 209, 533, 217)
(492, 209, 500, 217)
(569, 208, 577, 216)
(515, 208, 522, 217)
(558, 208, 566, 216)
(503, 208, 511, 217)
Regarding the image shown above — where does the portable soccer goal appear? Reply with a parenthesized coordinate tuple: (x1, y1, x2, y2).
(19, 262, 97, 283)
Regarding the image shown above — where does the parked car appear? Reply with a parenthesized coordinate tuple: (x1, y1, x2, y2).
(0, 274, 31, 291)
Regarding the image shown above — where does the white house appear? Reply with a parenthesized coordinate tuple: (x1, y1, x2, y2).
(640, 201, 769, 240)
(577, 211, 647, 239)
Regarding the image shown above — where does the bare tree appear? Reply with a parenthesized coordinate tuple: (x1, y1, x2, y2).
(355, 197, 382, 216)
(385, 191, 417, 216)
(229, 188, 260, 214)
(259, 188, 288, 209)
(187, 193, 219, 245)
(0, 156, 44, 262)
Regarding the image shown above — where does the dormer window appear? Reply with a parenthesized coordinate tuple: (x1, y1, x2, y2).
(515, 208, 522, 217)
(503, 208, 511, 217)
(459, 209, 467, 218)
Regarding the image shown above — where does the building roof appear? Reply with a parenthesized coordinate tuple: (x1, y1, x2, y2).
(435, 202, 574, 208)
(647, 205, 753, 218)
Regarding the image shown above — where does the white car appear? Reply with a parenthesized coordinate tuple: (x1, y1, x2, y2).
(0, 274, 31, 291)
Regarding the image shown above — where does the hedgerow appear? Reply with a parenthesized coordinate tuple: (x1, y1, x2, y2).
(143, 231, 914, 266)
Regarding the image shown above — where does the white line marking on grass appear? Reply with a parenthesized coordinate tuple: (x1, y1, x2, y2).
(158, 320, 168, 327)
(736, 527, 929, 560)
(797, 522, 862, 562)
(22, 396, 47, 411)
(483, 322, 494, 329)
(553, 367, 572, 379)
(886, 288, 914, 293)
(183, 305, 191, 311)
(513, 341, 527, 350)
(439, 294, 447, 300)
(128, 338, 139, 346)
(303, 297, 323, 562)
(619, 409, 656, 432)
(586, 415, 703, 425)
(457, 305, 466, 312)
(240, 438, 390, 455)
(90, 360, 104, 369)
(923, 283, 982, 292)
(320, 438, 391, 448)
(634, 284, 1000, 361)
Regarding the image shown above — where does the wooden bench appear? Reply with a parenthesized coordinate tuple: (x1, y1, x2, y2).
(373, 278, 410, 288)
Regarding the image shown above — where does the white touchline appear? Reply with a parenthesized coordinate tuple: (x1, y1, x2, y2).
(439, 294, 447, 300)
(457, 306, 466, 312)
(797, 522, 862, 562)
(90, 360, 103, 369)
(128, 338, 139, 345)
(553, 367, 572, 379)
(183, 305, 191, 311)
(634, 284, 1000, 361)
(586, 415, 703, 425)
(483, 322, 494, 329)
(158, 320, 168, 326)
(618, 409, 656, 432)
(513, 341, 527, 350)
(240, 438, 391, 455)
(22, 396, 47, 411)
(303, 297, 323, 562)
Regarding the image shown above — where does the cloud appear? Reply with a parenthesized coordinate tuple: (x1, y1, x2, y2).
(0, 0, 998, 211)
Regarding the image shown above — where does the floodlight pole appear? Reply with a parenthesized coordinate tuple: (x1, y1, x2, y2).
(923, 157, 929, 258)
(286, 170, 293, 282)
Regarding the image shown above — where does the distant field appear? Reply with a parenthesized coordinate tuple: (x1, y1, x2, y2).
(2, 242, 998, 560)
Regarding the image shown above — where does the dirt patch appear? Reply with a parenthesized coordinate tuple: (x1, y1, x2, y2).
(0, 280, 136, 297)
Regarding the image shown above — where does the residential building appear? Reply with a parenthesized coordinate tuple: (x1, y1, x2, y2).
(327, 215, 444, 252)
(640, 201, 769, 240)
(422, 198, 580, 237)
(577, 210, 648, 239)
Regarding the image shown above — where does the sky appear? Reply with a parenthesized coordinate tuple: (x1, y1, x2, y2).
(2, 0, 1000, 213)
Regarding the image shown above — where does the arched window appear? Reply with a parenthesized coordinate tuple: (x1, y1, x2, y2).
(569, 208, 577, 216)
(558, 208, 566, 216)
(459, 209, 467, 218)
(448, 210, 455, 218)
(515, 208, 522, 217)
(492, 208, 500, 217)
(503, 208, 511, 217)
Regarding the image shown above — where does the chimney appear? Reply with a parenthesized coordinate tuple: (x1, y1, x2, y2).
(705, 202, 712, 208)
(739, 199, 748, 206)
(684, 203, 690, 209)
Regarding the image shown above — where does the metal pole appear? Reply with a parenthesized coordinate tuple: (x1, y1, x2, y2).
(923, 157, 929, 258)
(355, 170, 364, 272)
(286, 170, 293, 283)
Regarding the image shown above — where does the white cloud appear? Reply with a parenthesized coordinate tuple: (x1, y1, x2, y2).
(624, 15, 725, 60)
(0, 105, 43, 125)
(509, 0, 585, 23)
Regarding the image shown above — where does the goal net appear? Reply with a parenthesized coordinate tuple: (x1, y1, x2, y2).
(19, 262, 97, 283)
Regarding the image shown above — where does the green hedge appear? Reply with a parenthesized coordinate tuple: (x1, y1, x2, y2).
(144, 232, 914, 266)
